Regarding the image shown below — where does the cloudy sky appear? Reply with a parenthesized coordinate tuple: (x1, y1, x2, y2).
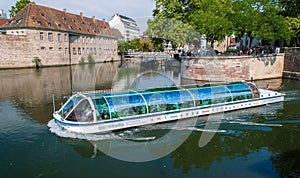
(0, 0, 155, 32)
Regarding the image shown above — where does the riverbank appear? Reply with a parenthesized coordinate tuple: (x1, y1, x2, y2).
(181, 54, 285, 81)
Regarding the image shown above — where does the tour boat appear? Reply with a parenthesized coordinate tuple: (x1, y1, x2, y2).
(53, 81, 284, 134)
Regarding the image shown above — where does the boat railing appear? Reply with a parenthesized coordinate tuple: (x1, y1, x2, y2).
(74, 88, 124, 95)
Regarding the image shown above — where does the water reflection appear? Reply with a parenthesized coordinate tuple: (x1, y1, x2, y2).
(0, 59, 299, 177)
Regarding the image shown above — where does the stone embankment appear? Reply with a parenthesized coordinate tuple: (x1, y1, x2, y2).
(283, 48, 300, 80)
(181, 54, 285, 81)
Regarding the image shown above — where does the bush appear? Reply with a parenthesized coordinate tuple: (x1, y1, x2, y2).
(79, 57, 85, 65)
(87, 54, 95, 64)
(32, 56, 42, 68)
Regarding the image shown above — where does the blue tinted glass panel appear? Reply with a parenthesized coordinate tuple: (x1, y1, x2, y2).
(92, 97, 110, 120)
(105, 94, 147, 118)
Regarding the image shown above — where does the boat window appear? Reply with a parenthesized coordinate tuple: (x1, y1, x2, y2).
(227, 83, 254, 101)
(59, 95, 84, 117)
(211, 86, 231, 104)
(178, 90, 195, 108)
(143, 92, 167, 113)
(105, 94, 147, 118)
(92, 97, 110, 120)
(197, 88, 212, 106)
(65, 99, 94, 122)
(246, 83, 260, 98)
(143, 90, 194, 112)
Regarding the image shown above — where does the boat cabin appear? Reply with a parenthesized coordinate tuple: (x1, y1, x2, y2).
(57, 82, 260, 123)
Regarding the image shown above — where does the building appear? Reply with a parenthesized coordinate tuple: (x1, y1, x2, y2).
(0, 9, 8, 29)
(0, 3, 119, 68)
(0, 9, 7, 19)
(109, 14, 140, 41)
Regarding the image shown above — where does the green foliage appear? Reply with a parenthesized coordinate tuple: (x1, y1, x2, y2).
(32, 56, 41, 68)
(87, 54, 95, 64)
(9, 0, 33, 18)
(79, 57, 85, 65)
(152, 0, 299, 47)
(279, 0, 300, 46)
(118, 39, 154, 53)
(188, 0, 234, 45)
(146, 17, 200, 48)
(286, 16, 300, 46)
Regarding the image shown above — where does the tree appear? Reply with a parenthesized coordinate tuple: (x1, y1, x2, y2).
(151, 0, 297, 48)
(279, 0, 300, 46)
(230, 0, 291, 46)
(9, 0, 33, 18)
(188, 0, 234, 47)
(146, 17, 199, 49)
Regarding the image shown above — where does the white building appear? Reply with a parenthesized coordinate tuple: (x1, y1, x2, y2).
(109, 14, 140, 41)
(0, 9, 7, 19)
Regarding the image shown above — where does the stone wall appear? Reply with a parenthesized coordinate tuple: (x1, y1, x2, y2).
(284, 48, 300, 72)
(283, 48, 300, 80)
(0, 29, 118, 68)
(0, 29, 70, 68)
(181, 54, 284, 81)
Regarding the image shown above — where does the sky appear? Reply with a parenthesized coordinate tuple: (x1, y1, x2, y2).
(0, 0, 155, 32)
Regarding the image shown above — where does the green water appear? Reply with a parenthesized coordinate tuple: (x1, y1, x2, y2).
(0, 62, 299, 177)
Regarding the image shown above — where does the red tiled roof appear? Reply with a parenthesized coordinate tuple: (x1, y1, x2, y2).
(0, 3, 112, 36)
(0, 19, 8, 27)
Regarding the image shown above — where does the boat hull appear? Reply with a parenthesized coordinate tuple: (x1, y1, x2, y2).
(54, 94, 284, 134)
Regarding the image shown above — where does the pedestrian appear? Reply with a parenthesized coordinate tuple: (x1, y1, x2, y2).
(236, 39, 240, 56)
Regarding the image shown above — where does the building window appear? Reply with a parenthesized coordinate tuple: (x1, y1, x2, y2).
(40, 32, 44, 40)
(16, 19, 22, 24)
(94, 48, 97, 55)
(37, 21, 42, 26)
(78, 48, 81, 55)
(49, 47, 53, 50)
(64, 34, 68, 42)
(41, 46, 45, 50)
(58, 33, 61, 41)
(65, 48, 68, 55)
(48, 32, 53, 41)
(48, 22, 51, 27)
(73, 48, 76, 55)
(58, 24, 61, 28)
(58, 47, 62, 50)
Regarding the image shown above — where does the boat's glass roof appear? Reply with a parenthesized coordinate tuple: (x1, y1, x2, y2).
(76, 81, 255, 120)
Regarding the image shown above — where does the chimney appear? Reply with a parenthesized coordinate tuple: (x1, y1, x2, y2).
(92, 16, 95, 22)
(80, 12, 83, 19)
(63, 9, 67, 13)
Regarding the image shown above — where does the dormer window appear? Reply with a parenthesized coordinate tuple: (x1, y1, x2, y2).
(16, 19, 22, 24)
(8, 21, 13, 25)
(41, 13, 45, 16)
(73, 19, 75, 22)
(82, 21, 85, 25)
(87, 29, 89, 32)
(37, 21, 42, 26)
(48, 22, 51, 27)
(78, 28, 81, 31)
(70, 26, 74, 30)
(58, 24, 61, 28)
(63, 17, 66, 21)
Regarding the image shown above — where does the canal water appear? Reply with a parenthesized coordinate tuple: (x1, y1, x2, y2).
(0, 61, 300, 177)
